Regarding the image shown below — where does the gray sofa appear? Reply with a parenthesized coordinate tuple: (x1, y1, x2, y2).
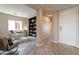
(0, 37, 19, 52)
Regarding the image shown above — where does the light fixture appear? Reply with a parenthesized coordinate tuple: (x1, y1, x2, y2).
(47, 14, 52, 17)
(24, 25, 28, 31)
(44, 16, 50, 22)
(24, 25, 28, 36)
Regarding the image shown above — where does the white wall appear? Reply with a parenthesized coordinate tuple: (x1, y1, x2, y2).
(52, 12, 58, 43)
(58, 7, 78, 47)
(43, 16, 52, 40)
(0, 13, 29, 38)
(51, 7, 79, 47)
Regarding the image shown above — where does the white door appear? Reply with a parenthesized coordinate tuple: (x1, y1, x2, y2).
(58, 7, 78, 46)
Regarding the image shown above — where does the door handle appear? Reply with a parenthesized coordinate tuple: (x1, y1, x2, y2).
(59, 27, 62, 31)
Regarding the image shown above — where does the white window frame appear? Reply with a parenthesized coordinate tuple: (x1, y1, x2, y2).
(8, 20, 22, 31)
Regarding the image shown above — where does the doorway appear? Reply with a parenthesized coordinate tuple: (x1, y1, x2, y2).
(58, 7, 78, 47)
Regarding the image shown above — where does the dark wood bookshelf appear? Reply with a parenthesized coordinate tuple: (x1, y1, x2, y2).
(29, 17, 36, 37)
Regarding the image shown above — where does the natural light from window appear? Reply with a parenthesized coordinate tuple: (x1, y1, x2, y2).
(8, 20, 22, 31)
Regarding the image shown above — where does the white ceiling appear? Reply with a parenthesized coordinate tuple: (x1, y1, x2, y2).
(0, 4, 37, 18)
(0, 4, 77, 18)
(27, 4, 78, 10)
(38, 4, 78, 10)
(27, 4, 78, 17)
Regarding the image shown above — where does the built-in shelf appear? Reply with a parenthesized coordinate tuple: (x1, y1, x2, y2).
(29, 17, 36, 37)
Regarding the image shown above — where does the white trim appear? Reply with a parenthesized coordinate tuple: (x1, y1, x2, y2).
(76, 45, 79, 48)
(52, 40, 79, 48)
(52, 40, 59, 43)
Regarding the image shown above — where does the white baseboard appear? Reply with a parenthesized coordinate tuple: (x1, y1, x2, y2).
(52, 41, 59, 43)
(52, 41, 79, 48)
(75, 45, 79, 48)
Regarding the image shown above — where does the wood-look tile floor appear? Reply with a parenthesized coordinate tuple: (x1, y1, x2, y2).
(14, 40, 79, 55)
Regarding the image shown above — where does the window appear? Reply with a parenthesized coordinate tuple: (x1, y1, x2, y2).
(8, 20, 15, 30)
(15, 21, 22, 30)
(8, 20, 22, 31)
